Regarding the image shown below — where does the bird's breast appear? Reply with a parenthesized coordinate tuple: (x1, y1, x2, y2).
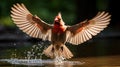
(51, 26, 67, 44)
(52, 25, 65, 34)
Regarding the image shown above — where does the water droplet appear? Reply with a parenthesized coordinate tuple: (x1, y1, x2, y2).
(32, 45, 36, 48)
(37, 53, 41, 55)
(13, 43, 16, 46)
(25, 35, 29, 38)
(27, 51, 31, 54)
(31, 49, 34, 51)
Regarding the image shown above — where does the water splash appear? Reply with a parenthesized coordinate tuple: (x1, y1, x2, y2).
(54, 56, 65, 65)
(11, 43, 17, 59)
(9, 42, 45, 60)
(0, 42, 85, 66)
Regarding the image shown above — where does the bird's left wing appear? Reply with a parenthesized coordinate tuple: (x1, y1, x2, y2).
(11, 3, 52, 41)
(66, 12, 111, 45)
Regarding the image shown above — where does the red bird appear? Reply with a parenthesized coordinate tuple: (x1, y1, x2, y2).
(11, 3, 111, 59)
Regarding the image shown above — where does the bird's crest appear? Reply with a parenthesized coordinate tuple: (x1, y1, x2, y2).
(58, 12, 62, 19)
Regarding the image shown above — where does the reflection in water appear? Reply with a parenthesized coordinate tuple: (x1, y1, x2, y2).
(0, 59, 85, 67)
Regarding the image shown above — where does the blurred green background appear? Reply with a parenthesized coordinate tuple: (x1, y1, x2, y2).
(0, 0, 120, 59)
(0, 0, 118, 27)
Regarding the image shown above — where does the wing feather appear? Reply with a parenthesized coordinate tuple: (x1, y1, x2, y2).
(11, 3, 52, 41)
(67, 12, 111, 45)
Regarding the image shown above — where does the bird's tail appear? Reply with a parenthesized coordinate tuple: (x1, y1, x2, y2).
(43, 44, 54, 58)
(43, 44, 73, 59)
(61, 45, 73, 59)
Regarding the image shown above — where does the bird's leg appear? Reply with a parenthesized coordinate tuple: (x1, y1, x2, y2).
(51, 46, 56, 58)
(51, 45, 60, 58)
(51, 47, 54, 53)
(51, 45, 59, 58)
(60, 46, 63, 52)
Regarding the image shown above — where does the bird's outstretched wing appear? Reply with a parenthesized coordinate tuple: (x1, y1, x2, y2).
(11, 3, 52, 41)
(66, 12, 111, 45)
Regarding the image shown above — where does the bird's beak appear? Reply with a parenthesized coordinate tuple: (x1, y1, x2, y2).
(54, 17, 59, 21)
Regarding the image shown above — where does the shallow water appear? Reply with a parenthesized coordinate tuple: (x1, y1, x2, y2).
(0, 59, 84, 66)
(0, 37, 120, 67)
(0, 55, 120, 67)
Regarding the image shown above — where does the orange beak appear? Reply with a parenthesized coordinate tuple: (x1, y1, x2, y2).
(54, 17, 59, 21)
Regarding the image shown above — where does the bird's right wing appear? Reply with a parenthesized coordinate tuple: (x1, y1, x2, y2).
(11, 3, 53, 41)
(66, 12, 111, 45)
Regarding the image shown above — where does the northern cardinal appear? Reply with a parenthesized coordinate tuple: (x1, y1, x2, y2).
(11, 3, 111, 59)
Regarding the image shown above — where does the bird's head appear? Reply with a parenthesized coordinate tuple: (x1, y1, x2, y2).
(54, 12, 65, 26)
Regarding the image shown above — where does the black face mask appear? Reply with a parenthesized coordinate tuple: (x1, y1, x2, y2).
(54, 18, 61, 25)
